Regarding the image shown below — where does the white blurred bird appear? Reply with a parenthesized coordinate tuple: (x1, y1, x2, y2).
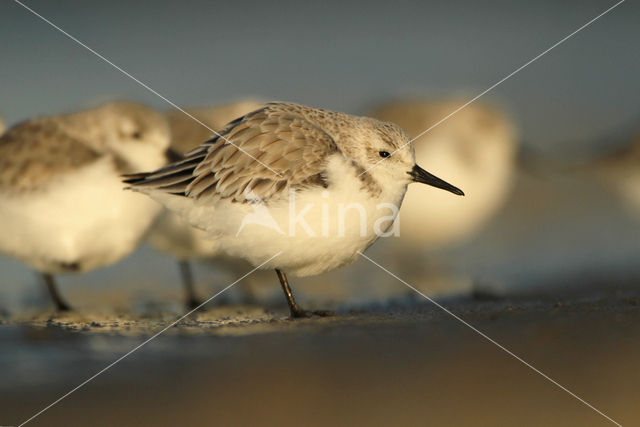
(0, 102, 170, 311)
(369, 99, 517, 249)
(148, 100, 264, 308)
(125, 102, 463, 317)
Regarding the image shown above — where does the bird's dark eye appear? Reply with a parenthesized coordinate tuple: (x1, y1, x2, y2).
(131, 131, 143, 140)
(379, 151, 390, 158)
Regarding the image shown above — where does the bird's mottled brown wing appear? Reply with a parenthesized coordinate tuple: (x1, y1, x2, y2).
(125, 104, 340, 203)
(0, 119, 102, 192)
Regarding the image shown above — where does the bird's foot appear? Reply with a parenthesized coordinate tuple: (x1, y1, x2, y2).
(186, 297, 206, 311)
(54, 301, 72, 312)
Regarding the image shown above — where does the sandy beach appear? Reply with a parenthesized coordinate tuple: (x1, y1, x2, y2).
(2, 278, 638, 427)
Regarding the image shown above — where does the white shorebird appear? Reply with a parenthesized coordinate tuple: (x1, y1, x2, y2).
(148, 100, 263, 308)
(125, 102, 464, 317)
(0, 102, 170, 311)
(369, 99, 517, 249)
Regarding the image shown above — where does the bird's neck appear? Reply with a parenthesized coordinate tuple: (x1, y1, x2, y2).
(325, 154, 407, 205)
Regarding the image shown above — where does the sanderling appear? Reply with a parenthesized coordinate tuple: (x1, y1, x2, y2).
(148, 99, 264, 308)
(0, 101, 170, 311)
(369, 98, 517, 249)
(125, 102, 463, 317)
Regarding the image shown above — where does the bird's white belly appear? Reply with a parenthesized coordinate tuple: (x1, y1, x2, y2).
(216, 191, 400, 275)
(0, 159, 161, 274)
(182, 172, 407, 277)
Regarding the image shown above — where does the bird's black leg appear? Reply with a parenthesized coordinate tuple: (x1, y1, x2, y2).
(275, 269, 335, 319)
(275, 268, 309, 318)
(179, 260, 203, 310)
(42, 273, 71, 312)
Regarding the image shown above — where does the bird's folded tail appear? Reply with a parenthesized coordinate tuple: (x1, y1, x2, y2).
(122, 147, 208, 196)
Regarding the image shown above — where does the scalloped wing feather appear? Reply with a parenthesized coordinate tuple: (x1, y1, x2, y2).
(126, 104, 339, 203)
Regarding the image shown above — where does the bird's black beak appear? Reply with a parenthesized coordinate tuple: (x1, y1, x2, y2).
(408, 164, 464, 196)
(165, 147, 184, 163)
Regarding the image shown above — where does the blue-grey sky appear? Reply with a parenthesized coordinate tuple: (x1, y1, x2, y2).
(1, 0, 638, 149)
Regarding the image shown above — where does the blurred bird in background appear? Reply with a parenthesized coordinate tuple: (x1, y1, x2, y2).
(148, 99, 264, 308)
(0, 102, 171, 311)
(368, 98, 518, 287)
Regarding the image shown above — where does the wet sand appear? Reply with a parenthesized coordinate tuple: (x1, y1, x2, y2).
(1, 281, 639, 427)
